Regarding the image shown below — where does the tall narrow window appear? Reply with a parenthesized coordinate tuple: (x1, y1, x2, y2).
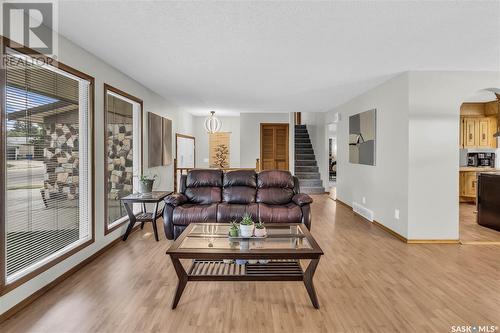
(2, 47, 94, 286)
(104, 85, 142, 234)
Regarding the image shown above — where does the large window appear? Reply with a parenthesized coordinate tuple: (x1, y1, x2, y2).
(104, 84, 142, 234)
(1, 46, 94, 290)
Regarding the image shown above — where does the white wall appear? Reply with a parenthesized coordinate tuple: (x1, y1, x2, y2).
(193, 116, 241, 168)
(407, 71, 500, 239)
(0, 33, 193, 315)
(239, 113, 291, 169)
(328, 73, 410, 237)
(328, 71, 500, 240)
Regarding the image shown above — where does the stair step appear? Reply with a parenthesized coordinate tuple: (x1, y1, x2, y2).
(296, 172, 321, 179)
(294, 129, 308, 134)
(295, 125, 306, 129)
(295, 138, 311, 144)
(295, 142, 312, 147)
(295, 154, 315, 160)
(301, 187, 326, 194)
(299, 179, 323, 186)
(295, 160, 317, 166)
(295, 166, 319, 172)
(295, 134, 310, 139)
(295, 151, 314, 156)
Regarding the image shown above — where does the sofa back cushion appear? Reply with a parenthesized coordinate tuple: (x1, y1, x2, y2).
(256, 170, 295, 205)
(185, 169, 222, 204)
(222, 170, 256, 204)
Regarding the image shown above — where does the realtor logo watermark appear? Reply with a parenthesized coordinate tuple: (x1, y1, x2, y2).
(451, 325, 499, 333)
(1, 0, 58, 66)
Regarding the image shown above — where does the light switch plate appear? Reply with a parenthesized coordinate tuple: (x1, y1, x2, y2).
(394, 209, 400, 220)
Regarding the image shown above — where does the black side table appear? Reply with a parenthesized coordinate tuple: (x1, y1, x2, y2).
(120, 191, 172, 241)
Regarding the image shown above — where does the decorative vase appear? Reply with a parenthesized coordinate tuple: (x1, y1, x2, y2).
(239, 223, 254, 237)
(138, 179, 154, 193)
(254, 227, 267, 237)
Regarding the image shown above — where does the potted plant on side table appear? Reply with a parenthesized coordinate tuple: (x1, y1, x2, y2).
(138, 174, 157, 193)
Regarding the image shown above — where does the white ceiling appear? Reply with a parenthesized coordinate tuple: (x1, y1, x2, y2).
(58, 1, 500, 115)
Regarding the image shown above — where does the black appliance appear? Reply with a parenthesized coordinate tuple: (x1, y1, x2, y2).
(477, 173, 500, 232)
(467, 152, 495, 167)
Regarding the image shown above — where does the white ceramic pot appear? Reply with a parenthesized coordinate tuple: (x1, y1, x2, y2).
(248, 259, 258, 264)
(254, 227, 267, 237)
(239, 224, 254, 237)
(259, 259, 270, 264)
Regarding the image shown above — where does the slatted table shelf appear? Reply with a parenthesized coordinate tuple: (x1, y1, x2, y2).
(187, 260, 304, 281)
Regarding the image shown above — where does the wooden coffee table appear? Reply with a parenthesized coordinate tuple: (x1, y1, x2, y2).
(166, 223, 324, 309)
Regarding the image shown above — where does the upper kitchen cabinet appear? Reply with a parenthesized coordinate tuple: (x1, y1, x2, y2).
(484, 100, 499, 116)
(460, 102, 499, 149)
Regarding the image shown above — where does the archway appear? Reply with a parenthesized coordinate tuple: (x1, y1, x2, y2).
(458, 88, 500, 244)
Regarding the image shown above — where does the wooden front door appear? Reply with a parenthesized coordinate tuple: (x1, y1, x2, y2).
(260, 123, 289, 170)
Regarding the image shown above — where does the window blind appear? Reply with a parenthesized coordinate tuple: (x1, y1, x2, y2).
(4, 48, 92, 282)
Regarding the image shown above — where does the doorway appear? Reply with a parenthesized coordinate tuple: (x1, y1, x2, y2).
(327, 122, 337, 200)
(260, 123, 289, 170)
(458, 90, 500, 244)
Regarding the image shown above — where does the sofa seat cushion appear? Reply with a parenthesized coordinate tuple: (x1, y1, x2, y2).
(258, 203, 302, 223)
(217, 203, 259, 223)
(173, 203, 218, 225)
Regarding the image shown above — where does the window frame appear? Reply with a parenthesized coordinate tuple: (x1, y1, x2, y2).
(0, 37, 96, 295)
(103, 84, 143, 235)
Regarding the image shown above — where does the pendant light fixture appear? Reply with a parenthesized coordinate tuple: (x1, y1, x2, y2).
(204, 111, 222, 133)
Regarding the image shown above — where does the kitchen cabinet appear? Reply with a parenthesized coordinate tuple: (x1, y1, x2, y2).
(460, 171, 478, 202)
(460, 116, 497, 148)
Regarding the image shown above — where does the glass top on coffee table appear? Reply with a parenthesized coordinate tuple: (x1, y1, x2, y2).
(167, 223, 323, 255)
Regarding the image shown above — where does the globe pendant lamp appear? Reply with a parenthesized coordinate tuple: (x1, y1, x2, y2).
(204, 111, 222, 133)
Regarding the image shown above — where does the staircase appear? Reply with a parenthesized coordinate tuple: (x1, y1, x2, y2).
(294, 125, 325, 194)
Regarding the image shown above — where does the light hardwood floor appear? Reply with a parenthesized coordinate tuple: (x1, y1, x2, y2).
(460, 202, 500, 243)
(1, 195, 499, 332)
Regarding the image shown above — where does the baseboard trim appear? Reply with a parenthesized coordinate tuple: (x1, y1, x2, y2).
(335, 198, 352, 209)
(460, 240, 500, 245)
(372, 221, 407, 242)
(0, 225, 140, 324)
(407, 239, 460, 244)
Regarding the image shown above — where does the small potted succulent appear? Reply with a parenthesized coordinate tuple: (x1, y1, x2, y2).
(229, 221, 239, 237)
(254, 219, 267, 237)
(137, 174, 157, 193)
(239, 213, 255, 237)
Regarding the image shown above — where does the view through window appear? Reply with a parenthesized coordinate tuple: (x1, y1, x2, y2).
(3, 49, 93, 282)
(105, 88, 141, 230)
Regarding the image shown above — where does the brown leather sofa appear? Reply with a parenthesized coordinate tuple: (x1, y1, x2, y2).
(163, 169, 313, 239)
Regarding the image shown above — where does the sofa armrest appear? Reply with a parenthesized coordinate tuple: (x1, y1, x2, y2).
(292, 193, 313, 206)
(164, 193, 188, 207)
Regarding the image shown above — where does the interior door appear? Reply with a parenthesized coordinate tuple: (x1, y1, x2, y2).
(260, 124, 289, 171)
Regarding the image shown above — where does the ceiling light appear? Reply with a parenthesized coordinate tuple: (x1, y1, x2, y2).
(204, 111, 222, 134)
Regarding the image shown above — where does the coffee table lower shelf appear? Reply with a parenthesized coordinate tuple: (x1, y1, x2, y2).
(169, 258, 320, 309)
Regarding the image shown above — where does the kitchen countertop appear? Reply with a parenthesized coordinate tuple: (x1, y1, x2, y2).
(459, 167, 500, 172)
